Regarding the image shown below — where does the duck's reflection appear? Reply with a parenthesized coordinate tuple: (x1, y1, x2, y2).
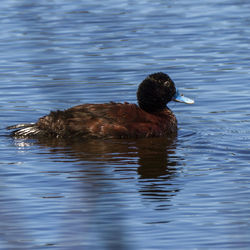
(135, 138, 180, 202)
(11, 135, 181, 249)
(31, 135, 180, 202)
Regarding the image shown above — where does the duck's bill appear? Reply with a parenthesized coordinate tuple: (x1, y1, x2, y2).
(173, 89, 194, 104)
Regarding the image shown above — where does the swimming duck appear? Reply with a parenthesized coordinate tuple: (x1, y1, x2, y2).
(8, 72, 194, 139)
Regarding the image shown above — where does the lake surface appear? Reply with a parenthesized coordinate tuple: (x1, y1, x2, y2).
(1, 0, 250, 249)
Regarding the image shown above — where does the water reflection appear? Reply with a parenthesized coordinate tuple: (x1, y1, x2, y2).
(136, 138, 180, 204)
(7, 136, 181, 248)
(34, 136, 178, 174)
(13, 135, 181, 205)
(32, 136, 181, 203)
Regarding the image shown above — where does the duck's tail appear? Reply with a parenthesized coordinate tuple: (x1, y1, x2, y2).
(7, 123, 41, 137)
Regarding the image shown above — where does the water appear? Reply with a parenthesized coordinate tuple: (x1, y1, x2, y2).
(1, 0, 250, 249)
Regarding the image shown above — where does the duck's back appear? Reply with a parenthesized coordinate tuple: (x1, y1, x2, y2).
(11, 102, 177, 139)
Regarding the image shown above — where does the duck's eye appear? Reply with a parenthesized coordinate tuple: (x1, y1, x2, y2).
(163, 81, 170, 87)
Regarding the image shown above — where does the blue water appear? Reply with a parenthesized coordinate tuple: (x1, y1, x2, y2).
(1, 0, 250, 249)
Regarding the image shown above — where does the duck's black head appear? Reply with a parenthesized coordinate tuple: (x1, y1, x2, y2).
(137, 72, 177, 113)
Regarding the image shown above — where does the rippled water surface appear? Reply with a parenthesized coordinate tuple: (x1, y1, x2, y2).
(1, 0, 250, 249)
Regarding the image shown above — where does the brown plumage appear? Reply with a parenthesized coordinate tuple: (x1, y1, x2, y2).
(34, 102, 177, 138)
(8, 72, 193, 139)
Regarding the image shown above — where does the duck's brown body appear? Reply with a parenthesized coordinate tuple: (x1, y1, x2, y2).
(9, 72, 193, 139)
(34, 102, 177, 139)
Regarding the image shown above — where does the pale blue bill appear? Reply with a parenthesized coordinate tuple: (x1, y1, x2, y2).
(173, 89, 194, 104)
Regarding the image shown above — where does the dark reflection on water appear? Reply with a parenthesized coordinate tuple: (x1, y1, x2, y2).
(2, 136, 179, 249)
(35, 136, 180, 203)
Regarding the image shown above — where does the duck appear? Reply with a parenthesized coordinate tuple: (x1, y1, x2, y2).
(8, 72, 194, 139)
